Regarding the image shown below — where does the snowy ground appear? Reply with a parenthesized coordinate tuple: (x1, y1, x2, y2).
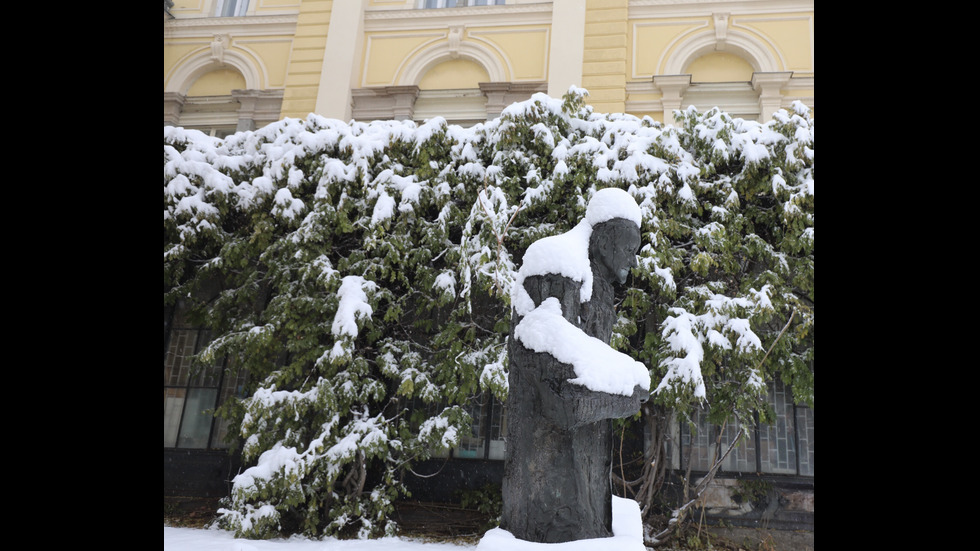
(164, 524, 815, 551)
(165, 497, 645, 551)
(164, 526, 476, 551)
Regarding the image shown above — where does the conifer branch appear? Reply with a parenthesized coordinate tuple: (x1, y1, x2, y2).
(477, 177, 524, 296)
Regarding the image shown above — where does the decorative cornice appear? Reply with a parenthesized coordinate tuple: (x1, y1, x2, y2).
(631, 0, 800, 4)
(364, 4, 553, 31)
(782, 74, 813, 90)
(480, 81, 547, 118)
(629, 0, 812, 17)
(351, 86, 422, 121)
(163, 15, 298, 38)
(366, 3, 552, 18)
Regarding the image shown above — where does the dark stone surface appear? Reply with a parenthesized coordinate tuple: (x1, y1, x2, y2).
(500, 218, 646, 544)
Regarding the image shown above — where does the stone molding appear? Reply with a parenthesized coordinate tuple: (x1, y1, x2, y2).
(165, 45, 264, 94)
(232, 89, 285, 131)
(164, 89, 284, 131)
(750, 71, 792, 121)
(629, 0, 812, 18)
(364, 3, 552, 30)
(652, 74, 692, 124)
(628, 72, 810, 123)
(660, 26, 780, 75)
(163, 92, 187, 126)
(351, 81, 548, 122)
(480, 81, 548, 119)
(397, 37, 509, 86)
(351, 85, 422, 121)
(163, 15, 297, 38)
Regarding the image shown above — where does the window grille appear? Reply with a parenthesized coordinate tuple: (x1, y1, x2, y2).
(164, 311, 246, 449)
(669, 380, 813, 477)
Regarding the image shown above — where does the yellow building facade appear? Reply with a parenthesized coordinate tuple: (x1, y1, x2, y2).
(164, 0, 813, 134)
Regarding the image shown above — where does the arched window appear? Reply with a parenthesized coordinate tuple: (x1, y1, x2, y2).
(413, 58, 491, 126)
(173, 68, 245, 138)
(681, 51, 762, 121)
(164, 63, 283, 135)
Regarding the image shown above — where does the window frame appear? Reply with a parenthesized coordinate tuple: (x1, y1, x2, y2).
(668, 379, 813, 477)
(417, 0, 504, 9)
(420, 392, 508, 461)
(164, 307, 246, 450)
(455, 392, 507, 460)
(214, 0, 249, 17)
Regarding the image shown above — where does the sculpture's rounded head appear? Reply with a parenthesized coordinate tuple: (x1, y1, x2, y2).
(584, 188, 642, 284)
(589, 218, 641, 285)
(585, 188, 642, 229)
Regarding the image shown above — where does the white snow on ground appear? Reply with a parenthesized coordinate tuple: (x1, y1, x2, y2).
(164, 526, 475, 550)
(477, 497, 644, 551)
(165, 497, 643, 551)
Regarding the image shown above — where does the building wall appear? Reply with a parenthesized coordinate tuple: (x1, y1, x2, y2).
(164, 0, 813, 129)
(164, 1, 300, 134)
(625, 0, 814, 122)
(164, 1, 299, 93)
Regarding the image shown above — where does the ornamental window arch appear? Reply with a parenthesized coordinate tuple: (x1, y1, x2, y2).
(649, 19, 793, 124)
(164, 36, 282, 135)
(352, 28, 545, 124)
(405, 49, 499, 126)
(398, 34, 509, 87)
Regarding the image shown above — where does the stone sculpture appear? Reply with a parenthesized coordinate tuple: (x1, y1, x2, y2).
(498, 188, 651, 544)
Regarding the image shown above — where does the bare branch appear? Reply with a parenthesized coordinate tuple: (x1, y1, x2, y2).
(755, 308, 796, 372)
(646, 426, 745, 547)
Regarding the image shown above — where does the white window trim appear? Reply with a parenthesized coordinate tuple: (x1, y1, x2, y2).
(417, 0, 504, 8)
(215, 0, 249, 17)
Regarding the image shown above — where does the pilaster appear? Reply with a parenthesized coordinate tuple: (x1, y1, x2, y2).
(351, 85, 421, 121)
(653, 74, 691, 126)
(163, 92, 187, 126)
(232, 89, 285, 131)
(480, 82, 548, 119)
(547, 0, 587, 98)
(314, 0, 368, 120)
(751, 72, 793, 122)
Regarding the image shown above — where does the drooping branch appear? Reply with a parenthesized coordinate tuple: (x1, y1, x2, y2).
(645, 425, 745, 547)
(477, 177, 524, 296)
(642, 308, 796, 545)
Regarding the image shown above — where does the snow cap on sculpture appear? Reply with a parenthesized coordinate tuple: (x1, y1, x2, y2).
(585, 187, 642, 229)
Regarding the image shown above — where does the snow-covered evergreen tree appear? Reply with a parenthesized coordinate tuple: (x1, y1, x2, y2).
(163, 87, 813, 540)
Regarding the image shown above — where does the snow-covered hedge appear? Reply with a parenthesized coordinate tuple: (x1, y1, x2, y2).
(163, 88, 813, 539)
